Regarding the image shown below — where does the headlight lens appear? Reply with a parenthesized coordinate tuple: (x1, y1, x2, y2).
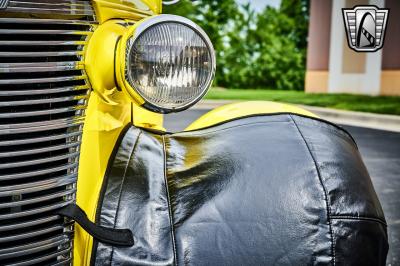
(124, 15, 216, 113)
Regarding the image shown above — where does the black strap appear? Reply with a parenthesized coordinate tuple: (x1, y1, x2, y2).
(57, 203, 134, 247)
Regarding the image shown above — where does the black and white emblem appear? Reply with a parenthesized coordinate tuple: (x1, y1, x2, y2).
(342, 5, 389, 52)
(0, 0, 9, 10)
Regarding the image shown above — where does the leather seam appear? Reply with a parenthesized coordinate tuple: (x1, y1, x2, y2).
(109, 131, 142, 264)
(291, 119, 355, 147)
(162, 135, 178, 266)
(330, 215, 387, 226)
(290, 115, 336, 266)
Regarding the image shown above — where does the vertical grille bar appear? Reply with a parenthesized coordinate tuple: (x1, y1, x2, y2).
(0, 1, 96, 265)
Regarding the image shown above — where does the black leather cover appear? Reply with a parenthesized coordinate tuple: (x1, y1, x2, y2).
(92, 114, 388, 265)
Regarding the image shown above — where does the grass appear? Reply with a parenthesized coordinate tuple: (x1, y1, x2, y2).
(205, 88, 400, 115)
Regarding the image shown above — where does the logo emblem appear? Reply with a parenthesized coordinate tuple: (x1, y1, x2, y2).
(342, 5, 389, 52)
(0, 0, 9, 10)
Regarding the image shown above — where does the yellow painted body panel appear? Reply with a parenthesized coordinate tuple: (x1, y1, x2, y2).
(75, 5, 164, 264)
(75, 91, 131, 265)
(85, 20, 126, 103)
(92, 0, 161, 24)
(186, 101, 318, 131)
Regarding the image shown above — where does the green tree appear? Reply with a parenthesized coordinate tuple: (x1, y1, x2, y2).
(164, 0, 241, 85)
(278, 0, 310, 89)
(247, 5, 306, 90)
(164, 0, 310, 90)
(220, 3, 255, 87)
(280, 0, 310, 51)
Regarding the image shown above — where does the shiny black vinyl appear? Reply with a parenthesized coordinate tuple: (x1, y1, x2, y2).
(92, 114, 388, 265)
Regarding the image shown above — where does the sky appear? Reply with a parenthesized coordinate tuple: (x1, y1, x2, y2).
(235, 0, 281, 12)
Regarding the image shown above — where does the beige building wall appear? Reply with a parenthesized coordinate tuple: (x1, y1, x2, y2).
(380, 0, 400, 95)
(305, 0, 400, 96)
(305, 0, 332, 93)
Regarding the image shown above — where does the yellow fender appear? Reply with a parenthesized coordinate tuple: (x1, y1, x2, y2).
(92, 0, 161, 24)
(186, 101, 318, 131)
(76, 12, 164, 266)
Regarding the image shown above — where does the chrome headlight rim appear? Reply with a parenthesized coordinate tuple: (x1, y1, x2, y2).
(123, 14, 216, 114)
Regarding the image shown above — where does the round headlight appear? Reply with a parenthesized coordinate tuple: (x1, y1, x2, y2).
(121, 15, 216, 113)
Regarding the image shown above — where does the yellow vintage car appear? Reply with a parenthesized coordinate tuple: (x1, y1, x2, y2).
(0, 0, 388, 265)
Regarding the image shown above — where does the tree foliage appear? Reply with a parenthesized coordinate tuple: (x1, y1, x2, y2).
(164, 0, 310, 90)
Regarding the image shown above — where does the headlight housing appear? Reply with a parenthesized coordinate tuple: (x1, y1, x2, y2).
(118, 15, 216, 113)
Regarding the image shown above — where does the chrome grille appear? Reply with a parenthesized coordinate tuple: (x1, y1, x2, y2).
(0, 1, 95, 265)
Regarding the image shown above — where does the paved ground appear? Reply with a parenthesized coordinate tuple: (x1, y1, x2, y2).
(343, 125, 400, 266)
(165, 109, 400, 265)
(164, 109, 207, 132)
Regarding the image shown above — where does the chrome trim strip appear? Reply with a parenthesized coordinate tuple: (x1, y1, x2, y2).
(0, 215, 60, 232)
(0, 29, 92, 35)
(0, 151, 80, 169)
(0, 131, 81, 146)
(0, 189, 76, 209)
(0, 62, 84, 73)
(5, 6, 94, 16)
(0, 50, 84, 57)
(52, 257, 72, 266)
(0, 200, 73, 220)
(9, 0, 91, 4)
(0, 162, 78, 181)
(0, 85, 89, 96)
(0, 75, 87, 85)
(0, 17, 94, 25)
(0, 95, 88, 106)
(9, 4, 90, 11)
(0, 116, 85, 130)
(0, 174, 76, 196)
(9, 247, 72, 266)
(0, 105, 87, 118)
(0, 235, 70, 258)
(0, 224, 68, 243)
(0, 40, 87, 45)
(0, 142, 81, 158)
(9, 0, 91, 7)
(0, 117, 84, 135)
